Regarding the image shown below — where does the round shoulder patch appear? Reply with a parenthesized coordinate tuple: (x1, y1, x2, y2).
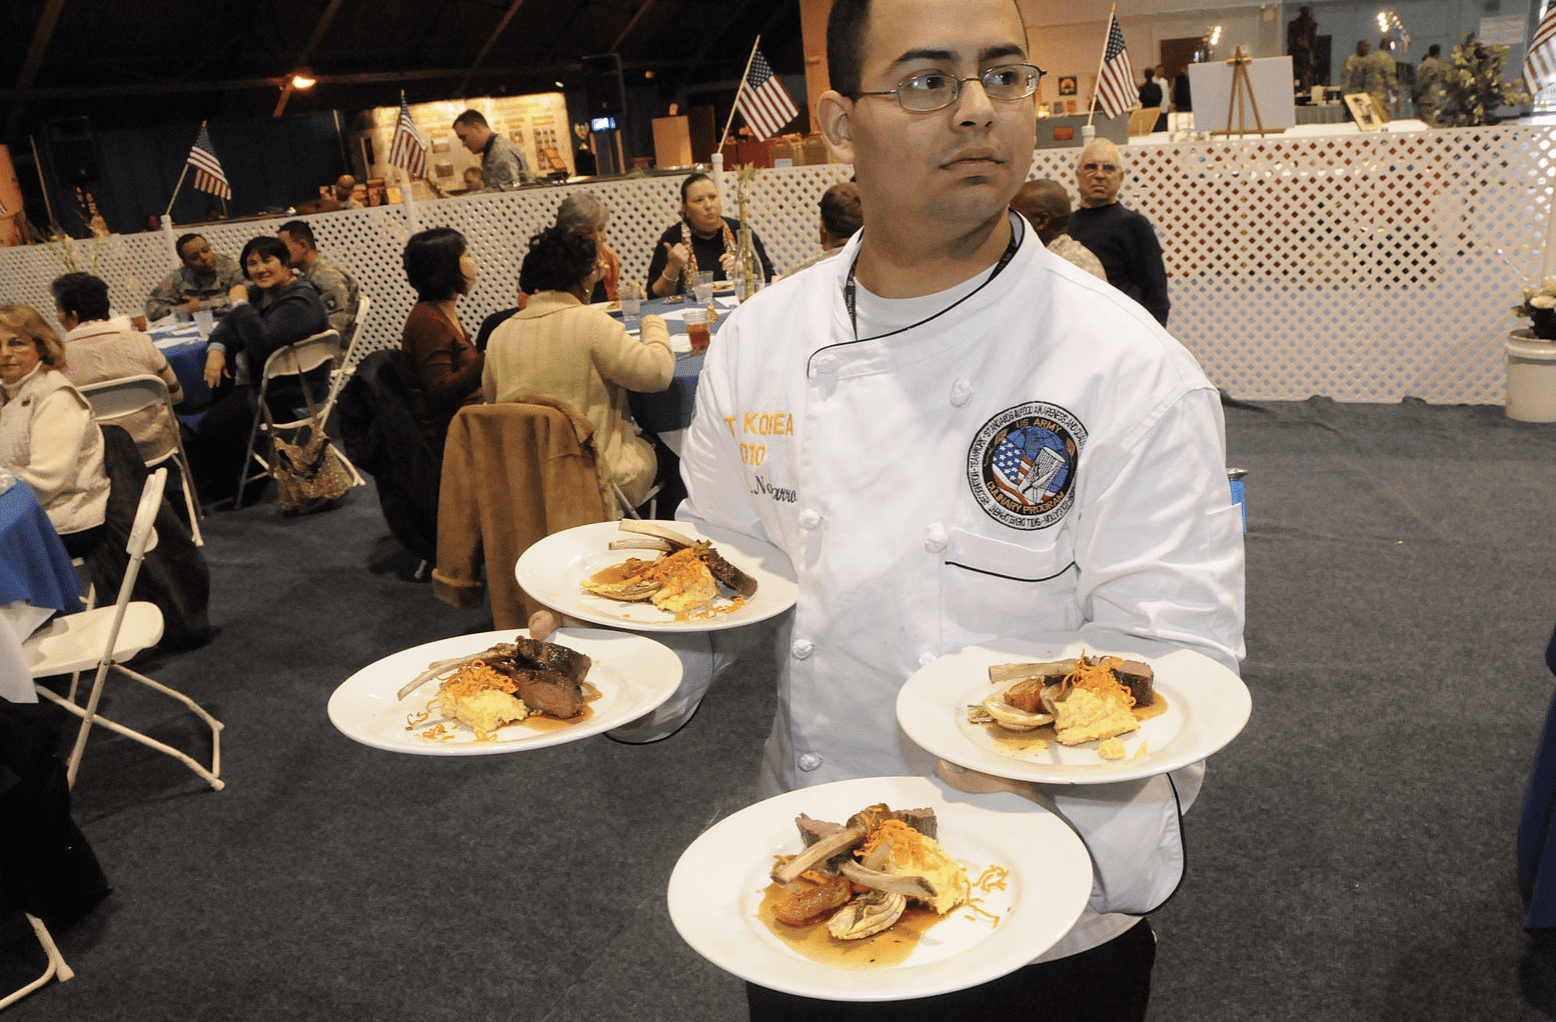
(966, 402, 1087, 530)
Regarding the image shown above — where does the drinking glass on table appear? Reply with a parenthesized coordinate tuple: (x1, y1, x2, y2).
(620, 281, 643, 328)
(693, 270, 715, 306)
(683, 306, 711, 355)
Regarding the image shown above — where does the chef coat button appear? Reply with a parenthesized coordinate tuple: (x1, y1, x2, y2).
(791, 639, 814, 659)
(798, 753, 823, 772)
(950, 377, 974, 407)
(918, 651, 938, 668)
(798, 509, 821, 530)
(815, 354, 841, 374)
(923, 523, 949, 552)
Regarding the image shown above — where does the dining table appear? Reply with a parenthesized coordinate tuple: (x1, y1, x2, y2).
(619, 293, 742, 455)
(147, 320, 213, 428)
(0, 479, 82, 703)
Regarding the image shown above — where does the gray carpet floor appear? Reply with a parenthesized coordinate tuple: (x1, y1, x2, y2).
(4, 397, 1556, 1021)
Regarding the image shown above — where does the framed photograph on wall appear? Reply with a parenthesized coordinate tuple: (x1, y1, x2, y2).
(1058, 75, 1078, 96)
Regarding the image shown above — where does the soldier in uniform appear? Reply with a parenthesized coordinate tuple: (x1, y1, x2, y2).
(277, 219, 360, 343)
(1365, 38, 1399, 115)
(1415, 44, 1445, 125)
(1341, 40, 1370, 95)
(144, 233, 245, 322)
(451, 110, 534, 191)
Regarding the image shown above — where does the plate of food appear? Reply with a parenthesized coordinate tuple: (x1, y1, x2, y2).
(592, 299, 623, 314)
(514, 520, 797, 632)
(667, 775, 1091, 1001)
(896, 635, 1251, 785)
(327, 628, 682, 755)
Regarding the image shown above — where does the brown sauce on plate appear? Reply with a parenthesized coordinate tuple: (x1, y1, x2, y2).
(756, 884, 947, 969)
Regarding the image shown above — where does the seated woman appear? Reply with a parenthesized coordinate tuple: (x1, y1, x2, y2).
(645, 172, 775, 297)
(0, 305, 109, 557)
(556, 192, 621, 304)
(52, 271, 185, 462)
(402, 227, 484, 452)
(189, 235, 330, 501)
(483, 226, 673, 509)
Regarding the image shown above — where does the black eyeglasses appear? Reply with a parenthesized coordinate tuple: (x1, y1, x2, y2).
(853, 64, 1045, 112)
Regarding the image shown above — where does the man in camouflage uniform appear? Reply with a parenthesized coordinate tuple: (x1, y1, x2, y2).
(1415, 44, 1445, 125)
(1340, 40, 1370, 95)
(277, 219, 360, 344)
(145, 233, 244, 321)
(1365, 38, 1399, 115)
(452, 109, 534, 191)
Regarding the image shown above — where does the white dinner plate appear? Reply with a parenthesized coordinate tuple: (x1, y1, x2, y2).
(514, 520, 797, 632)
(667, 775, 1092, 1001)
(327, 628, 682, 756)
(896, 635, 1251, 785)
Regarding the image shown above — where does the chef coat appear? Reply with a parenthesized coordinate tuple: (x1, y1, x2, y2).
(679, 215, 1245, 958)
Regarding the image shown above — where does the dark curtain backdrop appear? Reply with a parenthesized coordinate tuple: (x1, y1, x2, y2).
(44, 112, 346, 237)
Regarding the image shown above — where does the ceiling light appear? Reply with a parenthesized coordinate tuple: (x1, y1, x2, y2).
(290, 71, 317, 90)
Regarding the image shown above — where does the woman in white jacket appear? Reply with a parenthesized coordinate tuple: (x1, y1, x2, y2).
(0, 304, 108, 557)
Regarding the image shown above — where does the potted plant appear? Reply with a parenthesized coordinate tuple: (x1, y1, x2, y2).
(1439, 33, 1529, 126)
(1514, 278, 1556, 340)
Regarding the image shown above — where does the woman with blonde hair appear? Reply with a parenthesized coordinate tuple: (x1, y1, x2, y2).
(0, 304, 109, 556)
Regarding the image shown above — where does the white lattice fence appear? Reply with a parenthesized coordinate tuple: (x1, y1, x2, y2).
(3, 127, 1552, 405)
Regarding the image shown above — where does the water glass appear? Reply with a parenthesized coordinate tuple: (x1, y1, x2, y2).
(194, 309, 215, 338)
(620, 282, 643, 328)
(693, 269, 716, 306)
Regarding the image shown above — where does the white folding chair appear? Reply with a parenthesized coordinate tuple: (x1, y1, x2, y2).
(0, 914, 76, 1009)
(29, 469, 224, 791)
(326, 292, 379, 410)
(79, 374, 204, 546)
(236, 329, 365, 503)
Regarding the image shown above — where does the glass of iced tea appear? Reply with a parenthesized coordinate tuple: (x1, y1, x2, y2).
(683, 306, 711, 354)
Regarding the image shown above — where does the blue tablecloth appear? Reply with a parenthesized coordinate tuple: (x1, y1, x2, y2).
(150, 323, 212, 428)
(627, 296, 717, 435)
(0, 480, 81, 618)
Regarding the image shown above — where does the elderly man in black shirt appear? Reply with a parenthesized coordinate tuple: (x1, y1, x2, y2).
(1067, 139, 1170, 326)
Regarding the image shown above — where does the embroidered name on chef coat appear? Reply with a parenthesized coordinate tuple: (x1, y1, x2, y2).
(966, 402, 1086, 530)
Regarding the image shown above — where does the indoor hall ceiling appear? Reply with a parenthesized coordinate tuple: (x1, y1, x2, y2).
(0, 0, 806, 144)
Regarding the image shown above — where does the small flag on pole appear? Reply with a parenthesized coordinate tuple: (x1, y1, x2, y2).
(388, 93, 429, 179)
(1094, 15, 1136, 119)
(736, 48, 800, 140)
(1526, 6, 1556, 101)
(186, 123, 231, 200)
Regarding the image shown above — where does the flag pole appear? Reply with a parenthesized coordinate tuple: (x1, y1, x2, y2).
(718, 36, 763, 154)
(395, 92, 422, 234)
(1085, 7, 1117, 132)
(165, 121, 201, 217)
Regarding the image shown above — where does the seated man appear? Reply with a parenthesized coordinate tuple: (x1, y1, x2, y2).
(278, 219, 361, 344)
(145, 233, 245, 322)
(782, 182, 863, 278)
(1011, 179, 1106, 280)
(52, 271, 185, 462)
(333, 174, 363, 210)
(452, 110, 535, 191)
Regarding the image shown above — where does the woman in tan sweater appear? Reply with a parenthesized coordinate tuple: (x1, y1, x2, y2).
(483, 227, 672, 509)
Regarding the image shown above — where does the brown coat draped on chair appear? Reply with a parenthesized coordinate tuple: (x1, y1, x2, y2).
(432, 398, 615, 628)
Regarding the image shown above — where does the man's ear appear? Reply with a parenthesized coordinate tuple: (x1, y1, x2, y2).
(817, 90, 855, 164)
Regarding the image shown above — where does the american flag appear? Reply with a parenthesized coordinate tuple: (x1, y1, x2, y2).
(1094, 15, 1136, 119)
(186, 123, 231, 201)
(388, 93, 429, 179)
(736, 48, 800, 140)
(1527, 6, 1556, 101)
(991, 429, 1067, 506)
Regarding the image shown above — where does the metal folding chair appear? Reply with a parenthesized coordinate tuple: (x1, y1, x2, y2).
(0, 914, 76, 1009)
(79, 374, 204, 546)
(29, 469, 224, 790)
(236, 329, 364, 504)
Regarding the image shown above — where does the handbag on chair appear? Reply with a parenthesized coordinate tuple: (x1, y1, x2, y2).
(264, 376, 352, 516)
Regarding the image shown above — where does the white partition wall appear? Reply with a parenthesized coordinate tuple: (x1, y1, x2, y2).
(3, 125, 1552, 405)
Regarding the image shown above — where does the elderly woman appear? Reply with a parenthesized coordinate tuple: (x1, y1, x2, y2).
(483, 226, 672, 509)
(0, 304, 109, 557)
(402, 227, 484, 451)
(556, 192, 621, 303)
(645, 172, 774, 297)
(190, 234, 330, 500)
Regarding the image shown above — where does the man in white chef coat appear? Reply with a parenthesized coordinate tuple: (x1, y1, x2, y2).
(643, 0, 1240, 1017)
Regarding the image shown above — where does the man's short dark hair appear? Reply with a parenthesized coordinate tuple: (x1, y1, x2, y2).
(453, 109, 489, 129)
(239, 235, 292, 277)
(519, 225, 598, 295)
(1428, 44, 1441, 57)
(819, 182, 863, 241)
(175, 233, 205, 261)
(826, 0, 873, 97)
(50, 272, 111, 322)
(403, 227, 469, 302)
(278, 219, 316, 248)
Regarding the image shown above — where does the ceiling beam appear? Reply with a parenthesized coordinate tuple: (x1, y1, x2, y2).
(609, 0, 660, 54)
(4, 0, 71, 140)
(296, 0, 352, 71)
(455, 0, 528, 97)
